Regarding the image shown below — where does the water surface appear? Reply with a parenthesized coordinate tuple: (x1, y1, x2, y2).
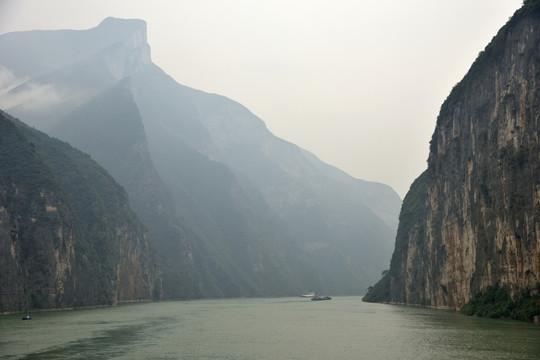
(1, 297, 539, 359)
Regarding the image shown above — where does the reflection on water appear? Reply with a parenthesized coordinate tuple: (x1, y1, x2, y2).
(1, 297, 539, 359)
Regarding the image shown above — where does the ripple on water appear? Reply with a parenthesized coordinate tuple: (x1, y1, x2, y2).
(1, 298, 539, 360)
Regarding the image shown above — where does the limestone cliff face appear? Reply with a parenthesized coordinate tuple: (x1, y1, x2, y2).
(18, 116, 161, 307)
(366, 1, 540, 309)
(0, 113, 77, 312)
(115, 223, 158, 302)
(0, 111, 159, 313)
(0, 186, 78, 313)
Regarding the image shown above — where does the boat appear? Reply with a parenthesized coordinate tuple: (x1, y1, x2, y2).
(22, 315, 31, 320)
(311, 295, 331, 301)
(300, 292, 315, 298)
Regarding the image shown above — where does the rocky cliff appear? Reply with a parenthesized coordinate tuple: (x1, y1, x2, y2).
(365, 0, 540, 309)
(0, 110, 159, 313)
(0, 112, 77, 312)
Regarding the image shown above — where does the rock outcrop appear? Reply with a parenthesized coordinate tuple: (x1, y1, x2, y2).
(365, 0, 540, 309)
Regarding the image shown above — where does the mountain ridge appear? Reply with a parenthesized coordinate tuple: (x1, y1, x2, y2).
(1, 17, 402, 298)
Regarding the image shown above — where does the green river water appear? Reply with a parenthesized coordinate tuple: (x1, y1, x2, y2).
(1, 297, 539, 359)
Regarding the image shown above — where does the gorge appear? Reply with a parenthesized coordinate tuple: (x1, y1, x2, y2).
(0, 15, 400, 312)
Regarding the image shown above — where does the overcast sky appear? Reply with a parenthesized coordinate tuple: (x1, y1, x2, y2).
(0, 0, 524, 197)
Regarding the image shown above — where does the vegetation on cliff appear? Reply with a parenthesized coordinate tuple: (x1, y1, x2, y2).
(461, 285, 540, 322)
(362, 271, 391, 303)
(0, 111, 77, 312)
(363, 172, 426, 303)
(0, 110, 158, 313)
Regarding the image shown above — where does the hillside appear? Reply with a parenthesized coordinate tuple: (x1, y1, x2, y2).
(0, 110, 158, 313)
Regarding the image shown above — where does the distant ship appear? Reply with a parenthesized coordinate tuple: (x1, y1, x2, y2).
(300, 292, 332, 300)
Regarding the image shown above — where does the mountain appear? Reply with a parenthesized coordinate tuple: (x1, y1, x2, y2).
(129, 63, 399, 294)
(51, 79, 313, 298)
(0, 110, 158, 314)
(0, 18, 151, 131)
(0, 17, 402, 297)
(364, 0, 540, 309)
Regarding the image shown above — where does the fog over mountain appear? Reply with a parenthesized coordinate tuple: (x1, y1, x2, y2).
(0, 18, 401, 297)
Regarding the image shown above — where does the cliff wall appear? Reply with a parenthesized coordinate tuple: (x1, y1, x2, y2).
(0, 113, 77, 312)
(0, 111, 159, 313)
(366, 1, 540, 309)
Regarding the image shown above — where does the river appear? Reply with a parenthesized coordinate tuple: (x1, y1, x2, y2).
(1, 297, 539, 359)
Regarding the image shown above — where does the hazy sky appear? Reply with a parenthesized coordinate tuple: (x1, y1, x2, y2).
(0, 0, 523, 197)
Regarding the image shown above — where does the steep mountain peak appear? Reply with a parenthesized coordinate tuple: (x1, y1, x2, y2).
(97, 16, 147, 29)
(0, 17, 152, 132)
(0, 17, 151, 80)
(95, 17, 149, 52)
(94, 17, 151, 69)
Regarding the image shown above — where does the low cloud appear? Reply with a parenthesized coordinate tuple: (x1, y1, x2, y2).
(0, 66, 62, 111)
(0, 66, 24, 91)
